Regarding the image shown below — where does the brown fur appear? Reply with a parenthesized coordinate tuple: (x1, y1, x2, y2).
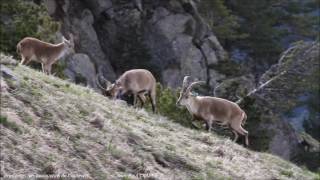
(17, 35, 74, 74)
(107, 69, 157, 112)
(177, 77, 249, 146)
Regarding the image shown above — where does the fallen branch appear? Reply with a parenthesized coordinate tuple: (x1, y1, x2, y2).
(236, 70, 287, 104)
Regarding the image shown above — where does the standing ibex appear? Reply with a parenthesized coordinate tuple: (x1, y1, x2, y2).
(176, 76, 249, 146)
(16, 34, 75, 74)
(97, 69, 157, 113)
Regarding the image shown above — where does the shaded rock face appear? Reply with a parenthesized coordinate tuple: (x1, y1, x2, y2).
(253, 42, 320, 161)
(63, 53, 97, 89)
(44, 0, 226, 88)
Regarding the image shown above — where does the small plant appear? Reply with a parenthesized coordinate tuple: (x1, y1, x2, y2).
(154, 83, 193, 128)
(79, 109, 89, 117)
(24, 116, 33, 125)
(280, 169, 294, 177)
(106, 137, 125, 159)
(0, 115, 22, 133)
(121, 175, 132, 180)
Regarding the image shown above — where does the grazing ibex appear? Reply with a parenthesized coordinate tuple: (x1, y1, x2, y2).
(97, 69, 157, 112)
(16, 34, 75, 74)
(176, 76, 249, 146)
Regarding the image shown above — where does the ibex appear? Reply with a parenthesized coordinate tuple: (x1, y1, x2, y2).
(176, 76, 249, 146)
(97, 69, 157, 112)
(16, 34, 75, 74)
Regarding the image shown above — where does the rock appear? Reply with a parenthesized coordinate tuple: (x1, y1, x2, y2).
(43, 0, 56, 16)
(63, 54, 97, 89)
(44, 1, 116, 81)
(45, 0, 228, 89)
(82, 0, 112, 17)
(207, 35, 227, 61)
(0, 64, 20, 92)
(144, 5, 226, 87)
(89, 112, 105, 129)
(0, 65, 18, 81)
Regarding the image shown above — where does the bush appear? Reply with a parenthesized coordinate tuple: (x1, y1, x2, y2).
(156, 84, 193, 127)
(143, 83, 193, 128)
(198, 0, 248, 47)
(0, 0, 59, 56)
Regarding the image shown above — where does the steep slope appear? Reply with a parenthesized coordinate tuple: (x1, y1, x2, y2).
(0, 56, 317, 179)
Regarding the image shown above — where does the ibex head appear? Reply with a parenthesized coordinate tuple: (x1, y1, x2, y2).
(96, 74, 117, 98)
(176, 76, 205, 106)
(106, 81, 123, 99)
(62, 33, 75, 54)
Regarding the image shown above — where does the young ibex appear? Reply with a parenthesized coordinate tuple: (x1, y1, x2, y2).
(176, 76, 249, 146)
(16, 34, 75, 74)
(98, 69, 157, 112)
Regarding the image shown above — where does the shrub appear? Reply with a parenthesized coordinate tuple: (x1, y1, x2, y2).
(0, 115, 21, 133)
(0, 0, 59, 56)
(144, 83, 193, 128)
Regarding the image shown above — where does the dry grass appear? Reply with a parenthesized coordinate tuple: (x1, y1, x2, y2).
(0, 58, 318, 179)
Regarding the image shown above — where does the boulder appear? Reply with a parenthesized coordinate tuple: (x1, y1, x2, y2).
(64, 54, 97, 89)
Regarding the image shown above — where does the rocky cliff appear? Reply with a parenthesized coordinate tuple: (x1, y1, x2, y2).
(44, 0, 227, 89)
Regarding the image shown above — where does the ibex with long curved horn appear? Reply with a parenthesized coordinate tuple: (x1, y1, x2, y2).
(17, 34, 75, 74)
(176, 76, 249, 146)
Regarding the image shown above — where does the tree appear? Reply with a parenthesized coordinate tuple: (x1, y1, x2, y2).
(0, 0, 59, 56)
(198, 0, 247, 48)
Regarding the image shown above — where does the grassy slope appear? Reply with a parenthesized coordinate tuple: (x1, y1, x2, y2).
(0, 57, 317, 179)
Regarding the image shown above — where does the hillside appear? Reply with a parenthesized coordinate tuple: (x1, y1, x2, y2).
(0, 55, 317, 179)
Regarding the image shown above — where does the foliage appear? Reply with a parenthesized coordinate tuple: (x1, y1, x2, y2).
(0, 115, 21, 133)
(52, 61, 67, 79)
(155, 84, 193, 128)
(303, 67, 320, 141)
(112, 25, 161, 81)
(223, 0, 319, 66)
(198, 0, 248, 47)
(199, 0, 319, 74)
(240, 97, 273, 151)
(0, 0, 59, 56)
(209, 60, 244, 77)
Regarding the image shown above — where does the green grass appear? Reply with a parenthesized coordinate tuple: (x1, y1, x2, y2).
(280, 169, 294, 177)
(0, 115, 22, 133)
